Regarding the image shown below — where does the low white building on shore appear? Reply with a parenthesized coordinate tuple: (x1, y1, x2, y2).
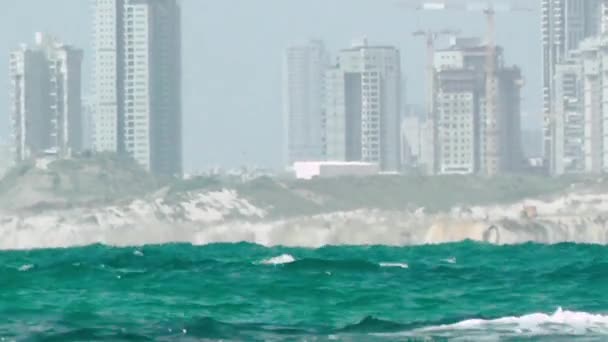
(293, 161, 379, 180)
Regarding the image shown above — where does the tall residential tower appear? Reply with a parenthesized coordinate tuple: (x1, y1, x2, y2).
(542, 0, 601, 174)
(9, 33, 83, 162)
(93, 0, 182, 176)
(283, 40, 329, 166)
(324, 39, 402, 171)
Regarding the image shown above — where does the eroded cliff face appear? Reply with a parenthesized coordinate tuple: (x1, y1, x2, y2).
(3, 184, 608, 250)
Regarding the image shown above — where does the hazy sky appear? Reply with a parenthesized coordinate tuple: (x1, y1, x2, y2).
(0, 0, 541, 172)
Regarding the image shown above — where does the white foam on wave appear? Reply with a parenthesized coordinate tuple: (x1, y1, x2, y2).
(379, 262, 408, 269)
(260, 254, 295, 265)
(443, 257, 457, 264)
(416, 308, 608, 337)
(18, 264, 34, 272)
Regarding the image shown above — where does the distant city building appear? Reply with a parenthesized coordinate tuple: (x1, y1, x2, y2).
(419, 119, 435, 174)
(542, 0, 602, 174)
(0, 142, 13, 177)
(602, 0, 608, 34)
(521, 129, 543, 159)
(283, 40, 329, 166)
(82, 96, 94, 151)
(9, 33, 83, 162)
(553, 57, 584, 174)
(552, 36, 608, 173)
(401, 116, 421, 167)
(433, 37, 523, 175)
(324, 39, 402, 171)
(93, 0, 182, 176)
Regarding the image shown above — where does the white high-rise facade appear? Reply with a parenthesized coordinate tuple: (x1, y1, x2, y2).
(542, 0, 601, 174)
(93, 0, 182, 176)
(556, 36, 608, 174)
(283, 40, 328, 166)
(9, 33, 83, 162)
(324, 40, 401, 171)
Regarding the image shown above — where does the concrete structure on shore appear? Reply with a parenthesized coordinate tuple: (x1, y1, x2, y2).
(293, 161, 379, 180)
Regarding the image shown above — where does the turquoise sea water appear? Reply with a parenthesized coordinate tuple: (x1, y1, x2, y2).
(2, 242, 608, 341)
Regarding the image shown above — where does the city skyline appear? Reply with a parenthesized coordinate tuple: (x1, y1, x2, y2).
(0, 0, 542, 172)
(542, 0, 603, 175)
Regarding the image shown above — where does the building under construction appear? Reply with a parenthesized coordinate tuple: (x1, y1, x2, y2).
(432, 37, 523, 175)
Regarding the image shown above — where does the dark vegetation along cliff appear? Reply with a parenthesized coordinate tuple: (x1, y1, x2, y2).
(0, 152, 593, 216)
(0, 154, 158, 211)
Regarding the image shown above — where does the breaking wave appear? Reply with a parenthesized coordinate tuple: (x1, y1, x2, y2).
(378, 262, 408, 269)
(400, 308, 608, 338)
(171, 309, 608, 339)
(260, 254, 295, 265)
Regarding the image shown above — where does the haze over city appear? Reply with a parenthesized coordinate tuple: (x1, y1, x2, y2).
(5, 1, 608, 341)
(0, 0, 541, 172)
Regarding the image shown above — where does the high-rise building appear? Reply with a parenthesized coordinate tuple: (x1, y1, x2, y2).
(435, 69, 480, 174)
(82, 96, 95, 151)
(93, 0, 182, 176)
(542, 0, 601, 174)
(433, 38, 523, 175)
(0, 140, 13, 178)
(324, 39, 402, 171)
(556, 36, 608, 174)
(400, 105, 427, 170)
(553, 56, 584, 174)
(9, 33, 83, 162)
(602, 0, 608, 34)
(401, 116, 421, 167)
(283, 40, 329, 167)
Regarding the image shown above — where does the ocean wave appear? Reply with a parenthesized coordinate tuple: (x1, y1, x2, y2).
(397, 308, 608, 338)
(285, 258, 382, 272)
(260, 254, 295, 265)
(15, 310, 608, 341)
(18, 264, 34, 272)
(378, 262, 408, 269)
(338, 316, 409, 333)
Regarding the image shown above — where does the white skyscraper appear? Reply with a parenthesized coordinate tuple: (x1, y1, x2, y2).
(556, 36, 608, 174)
(324, 39, 402, 171)
(542, 0, 601, 174)
(283, 40, 329, 167)
(553, 57, 584, 174)
(93, 0, 182, 176)
(9, 33, 83, 162)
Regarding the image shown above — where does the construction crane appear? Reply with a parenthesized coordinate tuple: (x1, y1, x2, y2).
(398, 0, 532, 176)
(484, 5, 498, 176)
(412, 29, 459, 122)
(412, 28, 458, 175)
